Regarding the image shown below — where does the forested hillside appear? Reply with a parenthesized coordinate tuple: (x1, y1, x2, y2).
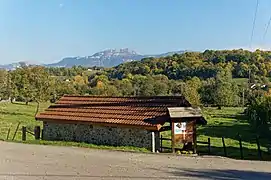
(1, 49, 271, 105)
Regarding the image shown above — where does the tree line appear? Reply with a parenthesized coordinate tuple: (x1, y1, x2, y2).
(1, 49, 270, 107)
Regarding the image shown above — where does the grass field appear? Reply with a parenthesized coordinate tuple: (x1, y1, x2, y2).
(233, 78, 248, 85)
(0, 102, 270, 160)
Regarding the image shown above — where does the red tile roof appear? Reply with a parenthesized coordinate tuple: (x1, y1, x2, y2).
(35, 95, 191, 131)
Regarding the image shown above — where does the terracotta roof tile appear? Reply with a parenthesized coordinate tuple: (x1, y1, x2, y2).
(36, 95, 190, 131)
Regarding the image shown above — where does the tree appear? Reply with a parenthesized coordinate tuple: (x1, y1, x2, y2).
(246, 95, 271, 138)
(0, 69, 8, 100)
(28, 66, 52, 115)
(199, 78, 216, 105)
(114, 79, 134, 96)
(183, 77, 202, 106)
(214, 67, 239, 107)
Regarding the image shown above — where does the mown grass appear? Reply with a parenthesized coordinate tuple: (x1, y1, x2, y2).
(0, 102, 49, 141)
(233, 78, 248, 85)
(0, 102, 270, 160)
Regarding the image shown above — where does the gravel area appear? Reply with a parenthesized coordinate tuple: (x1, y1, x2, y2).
(0, 141, 271, 180)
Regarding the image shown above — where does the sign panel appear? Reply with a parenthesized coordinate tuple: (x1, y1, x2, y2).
(174, 122, 186, 134)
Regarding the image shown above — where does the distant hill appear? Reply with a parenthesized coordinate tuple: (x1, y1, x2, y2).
(0, 48, 187, 70)
(0, 61, 41, 70)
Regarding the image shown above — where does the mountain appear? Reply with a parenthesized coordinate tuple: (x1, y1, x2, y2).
(0, 61, 41, 70)
(46, 48, 146, 68)
(0, 48, 187, 70)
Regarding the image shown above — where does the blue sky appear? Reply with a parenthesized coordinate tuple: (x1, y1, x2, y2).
(1, 0, 271, 64)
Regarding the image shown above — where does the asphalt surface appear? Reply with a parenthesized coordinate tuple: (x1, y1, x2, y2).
(0, 141, 271, 180)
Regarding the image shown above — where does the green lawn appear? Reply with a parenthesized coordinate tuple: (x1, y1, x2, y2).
(0, 102, 270, 160)
(233, 78, 248, 85)
(0, 102, 48, 141)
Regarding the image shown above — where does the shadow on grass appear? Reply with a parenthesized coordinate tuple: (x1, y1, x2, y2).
(211, 114, 247, 122)
(151, 168, 271, 180)
(200, 111, 270, 147)
(197, 145, 271, 161)
(199, 124, 254, 140)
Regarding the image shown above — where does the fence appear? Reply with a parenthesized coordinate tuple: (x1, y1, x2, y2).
(21, 126, 41, 141)
(159, 135, 268, 160)
(5, 122, 21, 141)
(160, 135, 172, 152)
(197, 138, 211, 155)
(159, 135, 211, 154)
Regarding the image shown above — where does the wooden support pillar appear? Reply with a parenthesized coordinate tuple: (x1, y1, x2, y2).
(171, 122, 175, 153)
(193, 122, 197, 154)
(22, 126, 26, 141)
(151, 132, 155, 153)
(34, 126, 41, 140)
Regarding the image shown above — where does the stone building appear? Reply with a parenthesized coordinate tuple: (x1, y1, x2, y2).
(35, 95, 200, 152)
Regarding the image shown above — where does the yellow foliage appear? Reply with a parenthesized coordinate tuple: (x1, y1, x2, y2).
(97, 81, 104, 89)
(265, 88, 271, 96)
(73, 75, 85, 85)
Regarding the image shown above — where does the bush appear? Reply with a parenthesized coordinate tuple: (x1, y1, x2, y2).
(246, 96, 271, 137)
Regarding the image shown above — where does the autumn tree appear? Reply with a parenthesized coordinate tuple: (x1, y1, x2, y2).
(214, 67, 239, 107)
(183, 77, 202, 106)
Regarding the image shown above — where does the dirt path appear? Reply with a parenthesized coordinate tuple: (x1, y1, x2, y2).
(0, 141, 271, 180)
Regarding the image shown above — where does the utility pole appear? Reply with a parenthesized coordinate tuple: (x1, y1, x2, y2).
(248, 68, 251, 84)
(242, 87, 245, 107)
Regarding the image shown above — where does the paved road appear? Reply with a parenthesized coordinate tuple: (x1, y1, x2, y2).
(0, 141, 271, 180)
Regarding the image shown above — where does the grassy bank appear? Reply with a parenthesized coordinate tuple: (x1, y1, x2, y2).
(0, 102, 270, 160)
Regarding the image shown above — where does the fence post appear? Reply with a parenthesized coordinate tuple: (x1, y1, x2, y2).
(222, 137, 227, 157)
(160, 135, 163, 152)
(208, 138, 211, 155)
(6, 128, 11, 140)
(12, 122, 20, 141)
(41, 129, 44, 140)
(256, 135, 262, 160)
(238, 134, 244, 160)
(34, 126, 41, 140)
(22, 126, 26, 141)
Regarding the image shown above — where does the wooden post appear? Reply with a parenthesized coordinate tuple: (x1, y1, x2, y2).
(222, 137, 227, 157)
(151, 132, 155, 153)
(12, 122, 20, 141)
(6, 128, 11, 140)
(41, 129, 44, 140)
(34, 126, 41, 140)
(238, 134, 244, 159)
(256, 135, 262, 160)
(22, 126, 26, 141)
(208, 138, 211, 155)
(171, 122, 175, 153)
(193, 122, 197, 154)
(160, 135, 163, 152)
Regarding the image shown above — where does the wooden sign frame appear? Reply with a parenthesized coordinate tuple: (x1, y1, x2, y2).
(171, 118, 197, 153)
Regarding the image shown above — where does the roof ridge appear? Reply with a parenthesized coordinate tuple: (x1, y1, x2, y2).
(62, 95, 185, 99)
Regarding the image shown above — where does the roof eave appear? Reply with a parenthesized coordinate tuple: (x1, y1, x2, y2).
(36, 118, 161, 131)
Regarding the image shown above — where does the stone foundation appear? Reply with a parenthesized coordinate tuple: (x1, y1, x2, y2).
(42, 122, 160, 151)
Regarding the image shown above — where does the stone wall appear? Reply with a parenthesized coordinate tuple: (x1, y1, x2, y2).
(42, 121, 160, 151)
